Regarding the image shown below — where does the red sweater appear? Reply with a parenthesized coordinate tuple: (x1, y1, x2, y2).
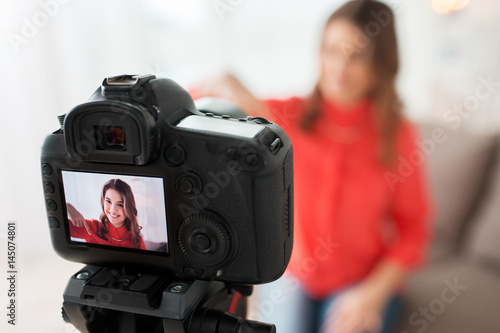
(69, 219, 146, 250)
(265, 97, 432, 299)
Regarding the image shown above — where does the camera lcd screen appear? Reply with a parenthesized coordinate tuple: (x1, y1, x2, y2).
(61, 170, 169, 254)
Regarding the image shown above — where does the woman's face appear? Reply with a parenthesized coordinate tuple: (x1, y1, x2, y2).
(319, 19, 375, 105)
(103, 189, 126, 228)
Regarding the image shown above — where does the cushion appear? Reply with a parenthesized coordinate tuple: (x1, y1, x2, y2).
(397, 258, 500, 332)
(418, 123, 496, 258)
(465, 138, 500, 270)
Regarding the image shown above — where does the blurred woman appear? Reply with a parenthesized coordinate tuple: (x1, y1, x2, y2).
(67, 178, 146, 250)
(198, 1, 432, 332)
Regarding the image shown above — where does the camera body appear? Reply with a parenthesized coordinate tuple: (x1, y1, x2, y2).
(41, 75, 293, 284)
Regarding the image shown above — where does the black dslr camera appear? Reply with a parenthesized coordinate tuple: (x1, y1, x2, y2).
(41, 75, 293, 332)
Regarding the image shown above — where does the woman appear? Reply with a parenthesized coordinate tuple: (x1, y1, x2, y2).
(66, 179, 146, 250)
(198, 1, 432, 332)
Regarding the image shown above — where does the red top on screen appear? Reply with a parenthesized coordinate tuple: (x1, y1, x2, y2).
(69, 219, 147, 250)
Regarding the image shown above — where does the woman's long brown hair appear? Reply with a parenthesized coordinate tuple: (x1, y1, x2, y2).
(301, 0, 402, 166)
(98, 179, 143, 249)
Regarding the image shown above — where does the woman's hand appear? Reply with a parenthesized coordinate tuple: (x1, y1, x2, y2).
(200, 73, 240, 100)
(321, 283, 387, 333)
(199, 73, 267, 117)
(322, 260, 405, 333)
(66, 203, 91, 235)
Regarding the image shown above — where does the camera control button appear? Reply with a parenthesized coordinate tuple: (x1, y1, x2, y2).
(178, 214, 231, 267)
(49, 217, 60, 229)
(164, 145, 186, 166)
(42, 164, 52, 176)
(249, 116, 271, 124)
(205, 113, 214, 117)
(226, 148, 241, 160)
(179, 178, 195, 194)
(47, 200, 57, 211)
(44, 182, 55, 194)
(245, 153, 259, 166)
(176, 173, 202, 196)
(194, 234, 211, 252)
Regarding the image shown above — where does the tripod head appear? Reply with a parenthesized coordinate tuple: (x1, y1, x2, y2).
(62, 265, 276, 333)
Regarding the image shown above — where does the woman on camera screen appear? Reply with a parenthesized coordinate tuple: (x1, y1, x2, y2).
(197, 0, 432, 332)
(66, 178, 146, 250)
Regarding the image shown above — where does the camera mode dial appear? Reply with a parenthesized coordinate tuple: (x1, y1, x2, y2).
(178, 214, 231, 267)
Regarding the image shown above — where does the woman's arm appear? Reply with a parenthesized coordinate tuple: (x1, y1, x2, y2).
(199, 74, 270, 117)
(383, 120, 433, 269)
(66, 203, 91, 236)
(361, 259, 405, 301)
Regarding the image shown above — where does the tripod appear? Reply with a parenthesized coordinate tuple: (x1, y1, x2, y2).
(61, 265, 276, 333)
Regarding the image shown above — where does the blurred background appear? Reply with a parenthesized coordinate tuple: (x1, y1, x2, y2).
(1, 0, 500, 332)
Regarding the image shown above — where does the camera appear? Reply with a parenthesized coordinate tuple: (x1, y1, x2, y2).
(41, 74, 293, 284)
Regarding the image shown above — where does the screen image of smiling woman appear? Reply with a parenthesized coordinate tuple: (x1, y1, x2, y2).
(104, 188, 127, 228)
(66, 179, 146, 250)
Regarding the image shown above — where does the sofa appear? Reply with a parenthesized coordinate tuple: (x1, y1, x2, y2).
(396, 123, 500, 332)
